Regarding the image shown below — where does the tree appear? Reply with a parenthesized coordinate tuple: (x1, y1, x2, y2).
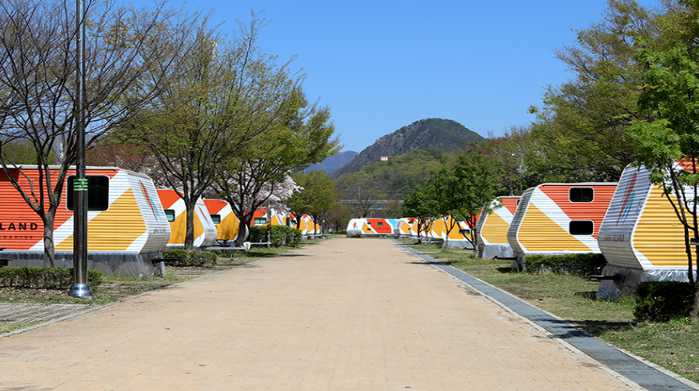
(431, 167, 461, 248)
(402, 183, 438, 244)
(0, 0, 186, 265)
(450, 154, 502, 253)
(627, 11, 699, 318)
(287, 171, 337, 234)
(122, 20, 291, 249)
(326, 203, 352, 233)
(213, 89, 337, 245)
(521, 0, 654, 184)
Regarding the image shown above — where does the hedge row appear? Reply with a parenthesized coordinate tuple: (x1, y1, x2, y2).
(524, 253, 606, 277)
(0, 267, 103, 290)
(634, 281, 695, 322)
(162, 249, 218, 267)
(249, 225, 302, 247)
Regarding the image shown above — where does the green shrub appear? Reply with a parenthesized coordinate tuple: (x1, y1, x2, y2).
(162, 249, 218, 267)
(269, 225, 303, 247)
(246, 225, 301, 247)
(288, 228, 302, 247)
(634, 281, 694, 322)
(248, 226, 269, 243)
(524, 253, 606, 277)
(0, 267, 103, 290)
(269, 225, 288, 247)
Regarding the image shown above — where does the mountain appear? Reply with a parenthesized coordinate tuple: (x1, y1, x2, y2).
(305, 150, 358, 175)
(337, 118, 483, 175)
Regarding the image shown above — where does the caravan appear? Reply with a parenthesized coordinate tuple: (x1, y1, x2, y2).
(0, 166, 170, 275)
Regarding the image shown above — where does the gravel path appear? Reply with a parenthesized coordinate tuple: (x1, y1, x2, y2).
(0, 238, 633, 390)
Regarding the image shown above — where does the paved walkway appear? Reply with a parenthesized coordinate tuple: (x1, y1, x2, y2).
(0, 238, 633, 390)
(0, 303, 89, 334)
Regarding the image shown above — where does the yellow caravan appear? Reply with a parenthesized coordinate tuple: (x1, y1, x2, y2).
(430, 215, 473, 248)
(476, 196, 520, 259)
(598, 164, 698, 296)
(204, 199, 241, 244)
(157, 189, 217, 248)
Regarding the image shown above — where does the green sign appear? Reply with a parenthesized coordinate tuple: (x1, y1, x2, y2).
(73, 178, 89, 192)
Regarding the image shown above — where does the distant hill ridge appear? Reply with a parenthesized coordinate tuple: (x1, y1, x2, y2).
(305, 150, 358, 175)
(337, 118, 483, 175)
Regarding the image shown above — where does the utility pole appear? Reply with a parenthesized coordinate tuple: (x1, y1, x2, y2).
(68, 0, 92, 299)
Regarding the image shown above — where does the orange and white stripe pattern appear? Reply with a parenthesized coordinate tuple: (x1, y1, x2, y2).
(157, 189, 216, 248)
(508, 183, 616, 256)
(204, 199, 240, 242)
(0, 166, 169, 256)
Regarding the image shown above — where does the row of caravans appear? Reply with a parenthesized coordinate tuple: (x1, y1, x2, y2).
(346, 217, 474, 248)
(0, 166, 319, 275)
(473, 166, 697, 295)
(350, 164, 697, 295)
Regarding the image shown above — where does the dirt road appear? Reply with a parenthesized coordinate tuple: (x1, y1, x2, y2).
(0, 238, 633, 390)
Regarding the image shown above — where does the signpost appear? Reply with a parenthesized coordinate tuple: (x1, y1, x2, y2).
(68, 0, 92, 299)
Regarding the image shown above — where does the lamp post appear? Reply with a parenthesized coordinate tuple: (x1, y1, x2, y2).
(68, 0, 92, 299)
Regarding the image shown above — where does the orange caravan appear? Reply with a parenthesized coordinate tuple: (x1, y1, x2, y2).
(157, 189, 216, 248)
(508, 183, 617, 263)
(204, 199, 241, 244)
(0, 166, 170, 275)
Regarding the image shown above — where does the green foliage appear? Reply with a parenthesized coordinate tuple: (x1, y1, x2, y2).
(288, 171, 337, 221)
(247, 226, 269, 244)
(336, 149, 445, 201)
(162, 249, 218, 267)
(0, 141, 56, 164)
(634, 282, 694, 322)
(269, 225, 301, 247)
(245, 225, 301, 247)
(524, 254, 607, 277)
(0, 267, 103, 289)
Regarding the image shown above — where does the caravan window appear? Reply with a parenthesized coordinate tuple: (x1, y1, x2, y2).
(570, 187, 593, 202)
(211, 214, 221, 224)
(67, 176, 109, 211)
(164, 209, 176, 222)
(254, 217, 267, 225)
(569, 220, 594, 235)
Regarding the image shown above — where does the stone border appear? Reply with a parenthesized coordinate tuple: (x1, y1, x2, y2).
(398, 243, 699, 391)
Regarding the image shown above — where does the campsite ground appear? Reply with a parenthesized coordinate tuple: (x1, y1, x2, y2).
(403, 241, 699, 384)
(0, 237, 633, 390)
(0, 246, 296, 335)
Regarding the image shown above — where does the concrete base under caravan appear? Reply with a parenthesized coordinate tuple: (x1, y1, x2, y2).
(597, 265, 698, 300)
(478, 244, 514, 259)
(0, 251, 162, 277)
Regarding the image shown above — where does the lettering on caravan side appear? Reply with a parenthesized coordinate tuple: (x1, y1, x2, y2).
(0, 222, 39, 231)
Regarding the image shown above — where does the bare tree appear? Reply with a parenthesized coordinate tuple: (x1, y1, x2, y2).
(0, 0, 186, 265)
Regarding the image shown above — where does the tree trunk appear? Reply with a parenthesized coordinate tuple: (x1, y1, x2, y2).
(184, 202, 195, 250)
(235, 216, 249, 247)
(42, 216, 56, 267)
(685, 226, 694, 285)
(442, 217, 450, 249)
(692, 284, 699, 320)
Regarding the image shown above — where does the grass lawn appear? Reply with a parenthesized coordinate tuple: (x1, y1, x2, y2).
(402, 240, 699, 384)
(0, 244, 307, 306)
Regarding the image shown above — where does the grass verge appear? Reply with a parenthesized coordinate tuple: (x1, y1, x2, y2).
(0, 243, 309, 335)
(402, 240, 699, 384)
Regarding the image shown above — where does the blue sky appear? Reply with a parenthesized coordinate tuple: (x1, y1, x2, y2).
(140, 0, 660, 152)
